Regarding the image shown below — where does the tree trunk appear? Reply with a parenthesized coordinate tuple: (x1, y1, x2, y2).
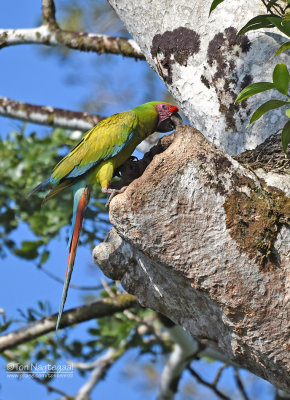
(94, 126, 290, 391)
(108, 0, 290, 155)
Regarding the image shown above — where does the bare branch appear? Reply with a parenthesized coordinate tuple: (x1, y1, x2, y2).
(157, 323, 235, 400)
(0, 0, 144, 59)
(0, 26, 144, 59)
(0, 294, 138, 352)
(75, 347, 125, 400)
(158, 326, 200, 400)
(0, 96, 102, 131)
(213, 364, 228, 387)
(188, 365, 230, 400)
(36, 262, 113, 291)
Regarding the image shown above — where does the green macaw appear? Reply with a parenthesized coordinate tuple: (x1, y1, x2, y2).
(28, 101, 180, 329)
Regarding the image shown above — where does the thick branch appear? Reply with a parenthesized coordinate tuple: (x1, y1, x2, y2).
(0, 96, 103, 131)
(0, 26, 144, 59)
(0, 0, 144, 59)
(0, 294, 138, 352)
(94, 126, 290, 392)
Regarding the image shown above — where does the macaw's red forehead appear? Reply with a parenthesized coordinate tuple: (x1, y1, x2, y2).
(156, 103, 179, 113)
(169, 105, 179, 113)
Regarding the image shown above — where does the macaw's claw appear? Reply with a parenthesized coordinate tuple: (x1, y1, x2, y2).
(102, 186, 128, 207)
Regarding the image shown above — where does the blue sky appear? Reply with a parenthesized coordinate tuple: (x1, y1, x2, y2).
(0, 1, 276, 399)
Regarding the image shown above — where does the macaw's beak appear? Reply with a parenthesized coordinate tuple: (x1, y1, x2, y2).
(157, 112, 182, 133)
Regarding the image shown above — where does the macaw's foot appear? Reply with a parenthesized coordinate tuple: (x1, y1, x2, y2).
(102, 186, 128, 208)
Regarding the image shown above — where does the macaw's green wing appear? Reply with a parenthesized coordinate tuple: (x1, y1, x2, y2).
(51, 110, 138, 183)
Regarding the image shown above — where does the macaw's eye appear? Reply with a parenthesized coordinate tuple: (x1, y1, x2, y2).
(162, 105, 166, 110)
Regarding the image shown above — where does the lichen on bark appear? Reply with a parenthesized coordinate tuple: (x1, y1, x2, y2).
(224, 179, 290, 269)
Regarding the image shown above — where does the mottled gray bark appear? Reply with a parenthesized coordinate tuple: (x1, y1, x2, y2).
(108, 0, 290, 155)
(94, 125, 290, 392)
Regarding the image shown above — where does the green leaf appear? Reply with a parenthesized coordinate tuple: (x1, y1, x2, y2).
(286, 109, 290, 117)
(237, 15, 274, 37)
(284, 11, 290, 22)
(281, 120, 290, 154)
(209, 0, 225, 15)
(14, 240, 44, 260)
(274, 41, 290, 56)
(40, 250, 50, 264)
(273, 64, 290, 95)
(249, 100, 290, 124)
(235, 82, 275, 103)
(268, 17, 290, 37)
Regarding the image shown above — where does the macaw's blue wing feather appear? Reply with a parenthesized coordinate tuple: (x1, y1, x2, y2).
(27, 177, 51, 198)
(56, 180, 89, 330)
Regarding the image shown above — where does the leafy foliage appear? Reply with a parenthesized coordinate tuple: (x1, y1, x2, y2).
(0, 127, 108, 263)
(237, 15, 276, 36)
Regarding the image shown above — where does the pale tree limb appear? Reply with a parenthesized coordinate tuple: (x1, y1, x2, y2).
(157, 322, 235, 400)
(0, 96, 103, 131)
(157, 325, 200, 400)
(0, 294, 138, 353)
(75, 347, 125, 400)
(0, 0, 144, 60)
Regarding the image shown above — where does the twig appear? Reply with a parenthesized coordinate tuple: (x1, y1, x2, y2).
(234, 368, 250, 400)
(0, 294, 138, 352)
(212, 364, 228, 387)
(188, 365, 230, 400)
(0, 0, 144, 60)
(37, 263, 112, 291)
(101, 278, 115, 297)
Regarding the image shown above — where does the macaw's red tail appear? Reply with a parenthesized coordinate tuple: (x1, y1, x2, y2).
(56, 183, 89, 330)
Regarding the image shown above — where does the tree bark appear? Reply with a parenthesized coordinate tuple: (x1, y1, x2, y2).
(108, 0, 290, 155)
(94, 125, 290, 392)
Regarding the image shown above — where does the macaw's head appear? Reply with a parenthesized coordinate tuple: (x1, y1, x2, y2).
(155, 102, 182, 132)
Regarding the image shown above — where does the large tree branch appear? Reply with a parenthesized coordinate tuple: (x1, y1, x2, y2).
(0, 294, 138, 352)
(0, 0, 144, 59)
(93, 125, 290, 392)
(0, 26, 144, 59)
